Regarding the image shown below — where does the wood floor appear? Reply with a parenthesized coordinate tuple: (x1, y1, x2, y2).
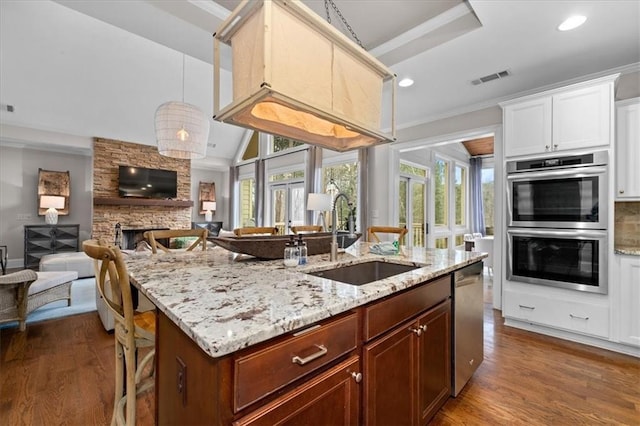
(1, 304, 638, 425)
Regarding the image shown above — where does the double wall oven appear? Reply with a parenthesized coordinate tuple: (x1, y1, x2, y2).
(506, 151, 608, 294)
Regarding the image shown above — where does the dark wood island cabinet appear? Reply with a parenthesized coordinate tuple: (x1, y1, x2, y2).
(124, 244, 486, 426)
(156, 274, 454, 425)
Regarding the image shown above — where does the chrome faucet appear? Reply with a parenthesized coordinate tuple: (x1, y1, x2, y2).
(331, 193, 356, 261)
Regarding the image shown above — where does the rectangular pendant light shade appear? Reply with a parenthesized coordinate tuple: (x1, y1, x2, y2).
(213, 0, 396, 152)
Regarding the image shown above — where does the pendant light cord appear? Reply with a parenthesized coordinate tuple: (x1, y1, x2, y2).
(181, 54, 185, 103)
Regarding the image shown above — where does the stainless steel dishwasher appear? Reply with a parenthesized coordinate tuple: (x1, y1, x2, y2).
(452, 261, 484, 396)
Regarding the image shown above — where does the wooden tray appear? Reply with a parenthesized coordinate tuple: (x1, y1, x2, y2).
(211, 232, 361, 259)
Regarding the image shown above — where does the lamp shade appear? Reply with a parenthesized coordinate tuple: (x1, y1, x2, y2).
(213, 0, 396, 152)
(40, 195, 65, 225)
(202, 201, 217, 211)
(40, 195, 65, 209)
(307, 193, 331, 211)
(155, 101, 210, 159)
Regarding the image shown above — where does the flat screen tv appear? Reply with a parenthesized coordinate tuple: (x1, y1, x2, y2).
(118, 166, 177, 199)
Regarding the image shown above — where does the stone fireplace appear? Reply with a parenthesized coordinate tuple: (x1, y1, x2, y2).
(91, 138, 193, 243)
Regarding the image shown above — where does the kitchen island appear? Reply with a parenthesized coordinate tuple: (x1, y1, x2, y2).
(125, 242, 486, 425)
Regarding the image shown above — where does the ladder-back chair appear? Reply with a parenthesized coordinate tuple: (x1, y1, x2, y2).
(367, 226, 409, 245)
(143, 228, 208, 254)
(291, 225, 323, 234)
(233, 226, 279, 236)
(83, 240, 155, 426)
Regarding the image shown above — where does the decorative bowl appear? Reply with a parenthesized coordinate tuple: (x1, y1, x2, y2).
(211, 231, 361, 260)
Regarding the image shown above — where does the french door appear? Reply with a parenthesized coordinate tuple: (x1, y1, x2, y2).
(399, 176, 428, 247)
(270, 182, 305, 234)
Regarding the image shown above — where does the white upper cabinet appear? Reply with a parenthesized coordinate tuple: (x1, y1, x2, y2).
(615, 98, 640, 200)
(552, 84, 611, 151)
(503, 97, 552, 157)
(502, 74, 617, 158)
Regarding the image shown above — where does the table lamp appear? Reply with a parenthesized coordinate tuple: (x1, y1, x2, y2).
(202, 201, 217, 222)
(40, 195, 65, 225)
(307, 193, 332, 231)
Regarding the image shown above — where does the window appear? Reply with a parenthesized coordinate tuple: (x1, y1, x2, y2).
(455, 165, 467, 226)
(269, 171, 305, 182)
(322, 162, 358, 231)
(241, 132, 259, 161)
(432, 155, 469, 249)
(434, 158, 449, 227)
(435, 237, 449, 249)
(271, 181, 305, 234)
(399, 161, 428, 247)
(239, 177, 255, 227)
(272, 135, 304, 153)
(482, 167, 495, 235)
(399, 163, 426, 177)
(455, 165, 466, 226)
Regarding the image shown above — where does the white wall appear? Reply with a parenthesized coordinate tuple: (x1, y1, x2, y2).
(190, 167, 229, 228)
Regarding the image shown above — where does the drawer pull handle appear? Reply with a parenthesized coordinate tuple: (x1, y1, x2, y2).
(518, 304, 535, 310)
(351, 372, 362, 383)
(569, 314, 589, 321)
(292, 344, 328, 365)
(409, 327, 422, 337)
(419, 325, 428, 332)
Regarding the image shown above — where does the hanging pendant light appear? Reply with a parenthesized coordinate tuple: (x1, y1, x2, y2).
(155, 54, 210, 159)
(213, 0, 396, 153)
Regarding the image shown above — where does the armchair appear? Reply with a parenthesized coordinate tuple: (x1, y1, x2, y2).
(0, 269, 78, 331)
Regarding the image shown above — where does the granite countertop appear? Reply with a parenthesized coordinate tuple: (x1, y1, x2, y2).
(614, 246, 640, 256)
(125, 242, 486, 358)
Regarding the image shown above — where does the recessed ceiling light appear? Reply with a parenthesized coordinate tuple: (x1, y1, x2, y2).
(558, 15, 587, 31)
(399, 78, 414, 87)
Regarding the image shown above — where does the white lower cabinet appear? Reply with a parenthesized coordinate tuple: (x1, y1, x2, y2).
(616, 255, 640, 347)
(503, 289, 610, 339)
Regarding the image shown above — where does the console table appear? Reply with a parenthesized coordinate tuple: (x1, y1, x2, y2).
(24, 224, 80, 270)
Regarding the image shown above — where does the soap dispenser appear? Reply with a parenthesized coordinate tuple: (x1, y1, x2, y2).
(297, 234, 307, 265)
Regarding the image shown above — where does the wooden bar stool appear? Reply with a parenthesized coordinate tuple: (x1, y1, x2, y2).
(83, 240, 155, 426)
(233, 226, 279, 236)
(367, 226, 408, 245)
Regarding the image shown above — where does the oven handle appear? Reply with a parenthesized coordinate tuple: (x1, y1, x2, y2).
(507, 228, 607, 239)
(507, 165, 607, 181)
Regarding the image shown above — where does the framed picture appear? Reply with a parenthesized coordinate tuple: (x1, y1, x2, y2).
(38, 169, 70, 216)
(198, 181, 216, 214)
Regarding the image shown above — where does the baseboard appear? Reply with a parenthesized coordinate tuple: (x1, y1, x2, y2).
(504, 318, 640, 358)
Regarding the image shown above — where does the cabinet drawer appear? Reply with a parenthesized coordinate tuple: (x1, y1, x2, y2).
(504, 289, 609, 338)
(234, 312, 358, 412)
(363, 275, 451, 341)
(234, 356, 360, 426)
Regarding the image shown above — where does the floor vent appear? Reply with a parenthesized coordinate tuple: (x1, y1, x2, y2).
(471, 70, 510, 85)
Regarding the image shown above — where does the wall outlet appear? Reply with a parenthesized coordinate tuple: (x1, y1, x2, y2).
(17, 213, 33, 221)
(371, 209, 379, 219)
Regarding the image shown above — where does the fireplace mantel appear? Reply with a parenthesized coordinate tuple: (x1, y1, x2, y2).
(94, 197, 193, 207)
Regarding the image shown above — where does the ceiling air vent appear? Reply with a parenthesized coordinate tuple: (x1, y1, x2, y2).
(471, 70, 510, 85)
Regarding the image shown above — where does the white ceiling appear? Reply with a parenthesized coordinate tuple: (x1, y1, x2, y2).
(0, 0, 638, 168)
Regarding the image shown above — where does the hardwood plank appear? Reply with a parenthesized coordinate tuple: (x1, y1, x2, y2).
(1, 313, 154, 425)
(1, 301, 638, 425)
(432, 305, 640, 425)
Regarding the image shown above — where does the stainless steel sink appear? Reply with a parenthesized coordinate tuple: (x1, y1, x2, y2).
(306, 260, 419, 286)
